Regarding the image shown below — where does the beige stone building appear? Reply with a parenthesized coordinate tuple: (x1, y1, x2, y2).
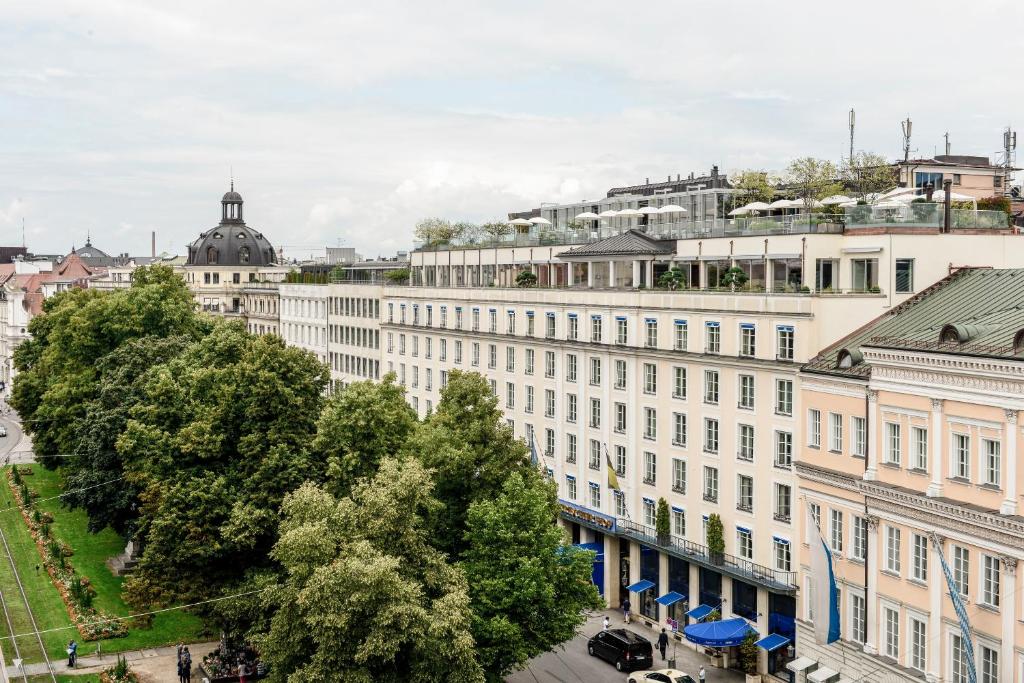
(797, 268, 1024, 683)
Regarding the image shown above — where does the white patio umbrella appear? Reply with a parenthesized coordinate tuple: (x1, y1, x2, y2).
(820, 195, 852, 205)
(597, 210, 619, 218)
(657, 204, 687, 214)
(872, 200, 905, 209)
(617, 208, 643, 217)
(767, 199, 792, 211)
(508, 218, 532, 226)
(529, 216, 552, 225)
(787, 198, 822, 209)
(743, 201, 771, 213)
(638, 206, 661, 215)
(574, 212, 600, 220)
(728, 204, 754, 216)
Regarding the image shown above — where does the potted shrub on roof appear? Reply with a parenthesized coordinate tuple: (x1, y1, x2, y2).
(655, 497, 671, 546)
(658, 266, 687, 290)
(516, 270, 538, 287)
(707, 513, 725, 566)
(719, 266, 749, 290)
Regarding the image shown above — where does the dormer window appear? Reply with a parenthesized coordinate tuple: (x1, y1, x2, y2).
(836, 348, 863, 369)
(237, 233, 246, 239)
(206, 247, 218, 264)
(239, 246, 250, 264)
(1014, 329, 1024, 354)
(212, 232, 223, 239)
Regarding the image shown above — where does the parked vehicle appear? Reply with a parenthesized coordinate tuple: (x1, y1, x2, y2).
(627, 669, 696, 683)
(586, 628, 653, 672)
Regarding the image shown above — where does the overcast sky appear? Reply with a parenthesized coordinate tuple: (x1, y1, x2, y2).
(3, 1, 1023, 260)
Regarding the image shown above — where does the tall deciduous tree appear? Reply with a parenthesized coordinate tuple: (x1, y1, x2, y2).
(461, 473, 602, 680)
(785, 157, 842, 212)
(414, 217, 464, 246)
(731, 169, 776, 204)
(259, 460, 484, 683)
(842, 151, 896, 199)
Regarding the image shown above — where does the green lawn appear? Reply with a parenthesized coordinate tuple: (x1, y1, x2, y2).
(0, 466, 207, 664)
(28, 675, 102, 682)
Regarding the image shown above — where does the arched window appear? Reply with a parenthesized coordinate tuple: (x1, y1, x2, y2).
(206, 246, 218, 264)
(239, 246, 250, 264)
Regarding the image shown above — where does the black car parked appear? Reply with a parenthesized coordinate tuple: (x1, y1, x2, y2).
(586, 628, 654, 672)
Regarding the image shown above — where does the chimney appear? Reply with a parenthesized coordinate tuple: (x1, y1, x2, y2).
(667, 175, 671, 182)
(676, 174, 681, 181)
(151, 231, 156, 258)
(711, 165, 719, 179)
(645, 178, 649, 185)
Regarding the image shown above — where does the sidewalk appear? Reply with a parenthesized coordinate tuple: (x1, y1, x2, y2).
(7, 641, 218, 681)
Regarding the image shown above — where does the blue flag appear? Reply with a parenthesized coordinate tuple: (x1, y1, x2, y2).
(938, 545, 976, 683)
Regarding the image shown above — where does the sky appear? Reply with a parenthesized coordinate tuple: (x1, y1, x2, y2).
(2, 1, 1023, 260)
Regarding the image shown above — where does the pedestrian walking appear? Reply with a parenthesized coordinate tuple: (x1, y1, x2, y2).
(181, 647, 192, 683)
(698, 664, 706, 682)
(66, 639, 77, 668)
(602, 615, 610, 630)
(657, 628, 669, 660)
(238, 661, 249, 683)
(177, 657, 184, 683)
(622, 597, 631, 624)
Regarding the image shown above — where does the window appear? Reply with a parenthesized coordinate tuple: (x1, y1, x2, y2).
(776, 326, 795, 361)
(643, 363, 657, 394)
(952, 545, 970, 597)
(672, 458, 686, 493)
(672, 508, 685, 536)
(589, 440, 601, 470)
(703, 466, 719, 503)
(851, 594, 866, 643)
(775, 379, 793, 415)
(545, 389, 555, 418)
(505, 382, 514, 409)
(526, 312, 534, 336)
(885, 422, 902, 465)
(643, 451, 656, 484)
(590, 315, 602, 343)
(808, 502, 821, 535)
(643, 499, 656, 526)
(980, 645, 998, 683)
(852, 516, 867, 561)
(565, 476, 577, 500)
(703, 370, 719, 404)
(705, 322, 720, 353)
(524, 386, 534, 413)
(589, 398, 601, 428)
(488, 309, 496, 333)
(674, 321, 687, 350)
(885, 526, 901, 574)
(566, 354, 577, 382)
(775, 431, 793, 468)
(852, 258, 879, 291)
(895, 259, 914, 293)
(545, 314, 555, 338)
(672, 367, 686, 399)
(472, 308, 479, 331)
(643, 408, 657, 440)
(614, 360, 626, 390)
(738, 375, 755, 409)
(439, 306, 447, 327)
(703, 418, 719, 454)
(671, 413, 687, 447)
(983, 439, 1001, 487)
(567, 314, 578, 340)
(614, 491, 627, 518)
(808, 409, 821, 447)
(589, 357, 601, 386)
(828, 413, 843, 452)
(738, 424, 754, 461)
(488, 344, 496, 369)
(614, 445, 626, 477)
(740, 325, 756, 356)
(589, 483, 601, 509)
(852, 417, 866, 457)
(737, 475, 753, 512)
(774, 539, 791, 572)
(830, 509, 843, 552)
(883, 606, 899, 659)
(505, 346, 515, 372)
(545, 428, 555, 457)
(982, 554, 1000, 607)
(614, 403, 627, 433)
(616, 318, 627, 344)
(455, 308, 463, 329)
(911, 533, 928, 581)
(524, 348, 533, 374)
(953, 433, 970, 479)
(544, 351, 555, 378)
(774, 484, 791, 522)
(737, 528, 753, 559)
(566, 434, 577, 463)
(645, 319, 657, 348)
(912, 426, 928, 471)
(566, 394, 577, 423)
(951, 634, 968, 683)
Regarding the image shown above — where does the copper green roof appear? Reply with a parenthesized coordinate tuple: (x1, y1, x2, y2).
(803, 268, 1024, 377)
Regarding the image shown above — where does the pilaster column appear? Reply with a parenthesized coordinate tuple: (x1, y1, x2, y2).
(864, 390, 879, 480)
(927, 533, 944, 681)
(608, 260, 616, 288)
(566, 263, 574, 287)
(645, 259, 654, 287)
(587, 262, 595, 288)
(658, 551, 670, 625)
(688, 562, 700, 622)
(864, 515, 880, 655)
(1000, 410, 1018, 515)
(1000, 556, 1016, 683)
(632, 260, 641, 288)
(927, 399, 945, 497)
(756, 587, 770, 674)
(603, 534, 618, 609)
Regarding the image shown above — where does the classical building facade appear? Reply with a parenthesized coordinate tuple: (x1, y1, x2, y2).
(796, 268, 1024, 683)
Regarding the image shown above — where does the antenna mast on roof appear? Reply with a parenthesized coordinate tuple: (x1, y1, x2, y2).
(901, 117, 913, 162)
(1002, 126, 1016, 197)
(848, 108, 855, 163)
(21, 218, 25, 248)
(944, 131, 951, 156)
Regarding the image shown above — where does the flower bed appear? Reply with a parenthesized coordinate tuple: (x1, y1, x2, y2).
(6, 468, 128, 640)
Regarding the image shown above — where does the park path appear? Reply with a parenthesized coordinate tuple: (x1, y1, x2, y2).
(6, 641, 218, 681)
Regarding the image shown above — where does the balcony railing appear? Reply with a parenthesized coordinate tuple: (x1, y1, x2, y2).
(617, 519, 796, 591)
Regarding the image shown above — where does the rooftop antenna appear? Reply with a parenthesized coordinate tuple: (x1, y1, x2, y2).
(230, 166, 234, 192)
(1002, 126, 1016, 197)
(944, 131, 951, 156)
(901, 117, 913, 162)
(848, 108, 855, 163)
(21, 218, 25, 248)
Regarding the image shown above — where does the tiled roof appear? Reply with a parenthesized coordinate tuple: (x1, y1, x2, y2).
(803, 268, 1024, 377)
(558, 229, 673, 258)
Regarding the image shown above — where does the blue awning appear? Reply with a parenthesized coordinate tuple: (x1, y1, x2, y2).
(686, 604, 714, 620)
(683, 618, 756, 647)
(655, 591, 686, 607)
(626, 580, 655, 593)
(755, 634, 790, 652)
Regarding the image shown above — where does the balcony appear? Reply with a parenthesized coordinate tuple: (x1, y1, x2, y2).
(617, 519, 796, 593)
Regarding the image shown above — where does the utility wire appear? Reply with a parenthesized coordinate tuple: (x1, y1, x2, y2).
(0, 477, 124, 515)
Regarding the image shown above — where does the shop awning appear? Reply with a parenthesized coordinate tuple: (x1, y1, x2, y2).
(685, 604, 714, 620)
(808, 667, 839, 682)
(786, 657, 816, 673)
(655, 591, 686, 607)
(682, 618, 756, 647)
(626, 580, 655, 593)
(755, 634, 790, 652)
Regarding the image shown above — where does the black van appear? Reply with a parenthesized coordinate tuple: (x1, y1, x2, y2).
(586, 628, 654, 672)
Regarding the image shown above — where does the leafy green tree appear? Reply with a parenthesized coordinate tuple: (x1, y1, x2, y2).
(409, 370, 531, 556)
(414, 217, 464, 246)
(785, 157, 842, 212)
(731, 169, 776, 204)
(719, 266, 749, 289)
(515, 270, 537, 287)
(462, 472, 602, 680)
(311, 375, 417, 496)
(706, 513, 725, 564)
(655, 497, 671, 544)
(383, 268, 410, 285)
(259, 460, 484, 683)
(842, 152, 895, 199)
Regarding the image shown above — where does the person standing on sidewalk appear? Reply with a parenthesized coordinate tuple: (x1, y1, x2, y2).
(657, 628, 669, 660)
(602, 615, 610, 630)
(698, 665, 706, 682)
(66, 640, 77, 668)
(622, 597, 631, 624)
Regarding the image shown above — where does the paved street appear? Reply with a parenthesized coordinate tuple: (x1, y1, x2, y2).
(0, 402, 33, 465)
(507, 610, 743, 683)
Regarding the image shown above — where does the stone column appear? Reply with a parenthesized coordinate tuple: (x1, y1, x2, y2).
(646, 259, 654, 287)
(566, 262, 574, 287)
(632, 260, 642, 288)
(603, 534, 618, 609)
(609, 260, 617, 288)
(863, 515, 880, 655)
(658, 551, 670, 625)
(927, 399, 945, 497)
(688, 562, 701, 620)
(864, 390, 879, 481)
(1000, 556, 1016, 683)
(756, 588, 770, 674)
(1000, 410, 1018, 515)
(628, 542, 641, 622)
(928, 533, 944, 681)
(587, 262, 595, 288)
